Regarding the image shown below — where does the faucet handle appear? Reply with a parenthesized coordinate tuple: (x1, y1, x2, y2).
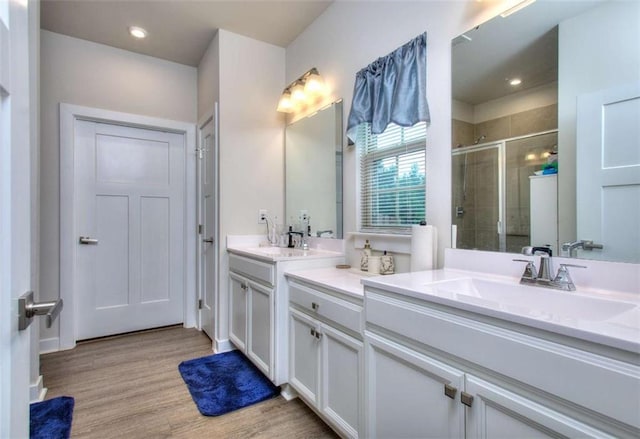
(513, 259, 537, 282)
(552, 263, 586, 291)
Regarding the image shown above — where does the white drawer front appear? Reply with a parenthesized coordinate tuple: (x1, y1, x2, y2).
(229, 253, 275, 286)
(290, 281, 363, 335)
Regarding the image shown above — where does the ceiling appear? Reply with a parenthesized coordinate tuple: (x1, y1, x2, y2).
(452, 0, 602, 105)
(40, 0, 333, 67)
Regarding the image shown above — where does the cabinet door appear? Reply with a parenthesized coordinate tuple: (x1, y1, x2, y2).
(229, 273, 247, 351)
(321, 324, 363, 439)
(465, 375, 613, 439)
(289, 308, 321, 405)
(248, 281, 273, 379)
(365, 332, 465, 439)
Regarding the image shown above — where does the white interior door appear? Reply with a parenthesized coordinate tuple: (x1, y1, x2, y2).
(75, 120, 185, 340)
(197, 114, 216, 340)
(577, 82, 640, 263)
(0, 1, 33, 436)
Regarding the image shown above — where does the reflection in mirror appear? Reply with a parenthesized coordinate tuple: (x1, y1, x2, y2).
(285, 100, 343, 238)
(451, 0, 640, 263)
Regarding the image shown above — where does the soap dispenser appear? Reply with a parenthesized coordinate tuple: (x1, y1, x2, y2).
(380, 251, 395, 275)
(360, 240, 372, 271)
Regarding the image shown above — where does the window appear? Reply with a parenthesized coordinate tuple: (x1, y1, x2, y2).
(358, 122, 426, 232)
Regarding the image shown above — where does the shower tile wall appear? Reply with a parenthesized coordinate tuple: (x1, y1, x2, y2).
(452, 104, 558, 148)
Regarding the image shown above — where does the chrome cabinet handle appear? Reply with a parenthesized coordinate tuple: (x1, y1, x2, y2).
(18, 291, 64, 330)
(79, 236, 99, 245)
(461, 392, 474, 407)
(203, 237, 214, 244)
(311, 302, 320, 311)
(444, 384, 457, 399)
(240, 283, 248, 291)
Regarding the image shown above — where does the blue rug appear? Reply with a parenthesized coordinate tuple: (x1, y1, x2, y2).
(178, 350, 279, 416)
(30, 396, 74, 439)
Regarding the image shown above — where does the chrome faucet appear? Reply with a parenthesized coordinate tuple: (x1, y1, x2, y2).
(288, 231, 308, 250)
(561, 240, 603, 258)
(514, 247, 585, 291)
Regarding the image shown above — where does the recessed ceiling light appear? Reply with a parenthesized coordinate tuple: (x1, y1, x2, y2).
(129, 26, 147, 39)
(509, 78, 522, 86)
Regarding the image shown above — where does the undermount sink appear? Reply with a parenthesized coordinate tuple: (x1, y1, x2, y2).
(245, 247, 318, 257)
(424, 277, 636, 322)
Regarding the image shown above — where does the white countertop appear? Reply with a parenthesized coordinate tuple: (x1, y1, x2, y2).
(227, 246, 344, 263)
(285, 267, 370, 299)
(362, 269, 640, 353)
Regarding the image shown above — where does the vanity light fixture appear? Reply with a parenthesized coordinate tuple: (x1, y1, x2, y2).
(500, 0, 536, 18)
(276, 68, 326, 113)
(129, 26, 147, 39)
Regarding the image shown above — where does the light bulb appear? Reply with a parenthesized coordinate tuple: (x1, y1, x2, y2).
(276, 92, 294, 113)
(291, 82, 306, 102)
(129, 26, 147, 39)
(304, 72, 325, 96)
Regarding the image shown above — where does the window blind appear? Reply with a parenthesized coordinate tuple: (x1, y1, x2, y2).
(358, 122, 427, 232)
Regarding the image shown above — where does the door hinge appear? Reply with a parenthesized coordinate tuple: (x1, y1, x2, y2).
(198, 224, 203, 235)
(198, 299, 203, 310)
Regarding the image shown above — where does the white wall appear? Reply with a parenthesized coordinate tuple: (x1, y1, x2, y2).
(473, 82, 557, 123)
(557, 1, 640, 247)
(197, 32, 219, 121)
(285, 1, 510, 268)
(214, 30, 285, 347)
(39, 30, 197, 342)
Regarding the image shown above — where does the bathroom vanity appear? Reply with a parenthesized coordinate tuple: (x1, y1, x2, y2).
(286, 268, 365, 439)
(226, 242, 344, 391)
(361, 253, 639, 439)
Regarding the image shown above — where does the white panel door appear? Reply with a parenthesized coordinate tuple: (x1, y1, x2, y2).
(0, 1, 33, 436)
(365, 332, 465, 439)
(465, 375, 611, 439)
(75, 121, 185, 340)
(248, 281, 273, 379)
(289, 308, 320, 405)
(228, 272, 247, 351)
(321, 324, 363, 439)
(197, 115, 216, 339)
(577, 83, 640, 263)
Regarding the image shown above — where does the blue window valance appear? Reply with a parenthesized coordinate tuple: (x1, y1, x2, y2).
(346, 32, 430, 140)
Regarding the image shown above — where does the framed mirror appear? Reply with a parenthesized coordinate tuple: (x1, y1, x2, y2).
(285, 100, 343, 238)
(451, 0, 639, 263)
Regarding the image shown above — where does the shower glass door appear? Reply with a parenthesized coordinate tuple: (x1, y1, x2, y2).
(452, 144, 503, 251)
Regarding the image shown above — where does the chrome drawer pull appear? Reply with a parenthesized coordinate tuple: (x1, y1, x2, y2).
(444, 384, 457, 399)
(311, 302, 319, 311)
(461, 392, 474, 407)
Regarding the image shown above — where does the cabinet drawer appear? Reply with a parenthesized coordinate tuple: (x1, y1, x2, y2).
(229, 253, 275, 286)
(290, 281, 363, 335)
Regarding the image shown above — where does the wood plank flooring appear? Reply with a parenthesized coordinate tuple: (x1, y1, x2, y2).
(40, 326, 338, 438)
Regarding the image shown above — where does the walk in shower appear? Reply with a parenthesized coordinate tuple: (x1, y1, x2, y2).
(452, 131, 558, 253)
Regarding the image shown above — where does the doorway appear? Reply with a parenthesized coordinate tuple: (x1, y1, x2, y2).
(59, 104, 197, 349)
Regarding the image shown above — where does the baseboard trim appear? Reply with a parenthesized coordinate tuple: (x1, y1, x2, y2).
(214, 338, 234, 354)
(30, 375, 47, 403)
(40, 337, 60, 354)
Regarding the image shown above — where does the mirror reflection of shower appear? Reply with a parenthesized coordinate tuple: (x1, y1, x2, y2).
(452, 131, 558, 253)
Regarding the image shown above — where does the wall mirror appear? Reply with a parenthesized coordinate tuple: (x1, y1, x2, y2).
(285, 100, 343, 238)
(451, 0, 639, 263)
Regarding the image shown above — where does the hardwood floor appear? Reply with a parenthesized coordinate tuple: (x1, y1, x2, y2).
(40, 326, 338, 438)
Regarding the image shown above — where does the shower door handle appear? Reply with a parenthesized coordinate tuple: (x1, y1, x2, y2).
(496, 221, 502, 234)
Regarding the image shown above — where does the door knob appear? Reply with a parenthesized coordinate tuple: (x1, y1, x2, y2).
(79, 236, 99, 245)
(18, 291, 63, 330)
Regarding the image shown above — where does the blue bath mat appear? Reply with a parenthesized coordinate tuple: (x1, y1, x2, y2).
(30, 396, 74, 439)
(178, 350, 279, 416)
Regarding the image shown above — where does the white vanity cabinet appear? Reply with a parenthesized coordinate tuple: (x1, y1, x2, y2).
(227, 247, 344, 388)
(228, 255, 275, 378)
(363, 286, 638, 439)
(288, 277, 364, 439)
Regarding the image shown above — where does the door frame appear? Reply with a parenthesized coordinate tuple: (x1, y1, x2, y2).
(196, 104, 220, 340)
(59, 103, 197, 350)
